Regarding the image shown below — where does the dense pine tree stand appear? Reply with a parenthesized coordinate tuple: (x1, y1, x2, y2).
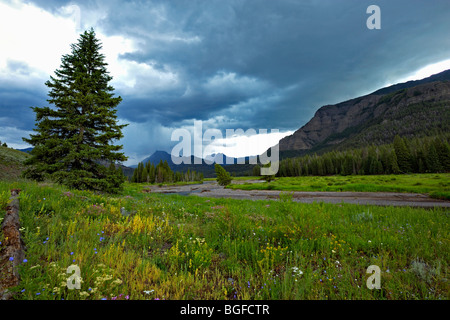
(23, 29, 127, 193)
(276, 135, 450, 177)
(131, 160, 203, 184)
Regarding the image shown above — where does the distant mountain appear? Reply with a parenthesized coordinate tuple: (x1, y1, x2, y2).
(16, 147, 34, 153)
(133, 150, 258, 177)
(134, 150, 202, 169)
(276, 69, 450, 158)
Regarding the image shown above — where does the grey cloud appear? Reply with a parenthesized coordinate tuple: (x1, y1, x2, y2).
(2, 0, 450, 162)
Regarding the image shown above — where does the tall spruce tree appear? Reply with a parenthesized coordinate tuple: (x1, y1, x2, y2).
(23, 29, 127, 192)
(393, 135, 412, 173)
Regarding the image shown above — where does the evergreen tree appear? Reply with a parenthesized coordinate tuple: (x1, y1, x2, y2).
(156, 163, 164, 183)
(341, 153, 353, 175)
(425, 143, 443, 172)
(253, 164, 261, 176)
(434, 138, 450, 171)
(23, 29, 127, 192)
(389, 150, 400, 174)
(131, 167, 138, 183)
(149, 163, 156, 183)
(215, 164, 232, 186)
(136, 162, 144, 183)
(141, 166, 149, 183)
(393, 135, 412, 173)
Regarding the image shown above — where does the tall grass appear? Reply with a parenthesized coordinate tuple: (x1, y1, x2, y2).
(227, 173, 450, 198)
(0, 180, 448, 300)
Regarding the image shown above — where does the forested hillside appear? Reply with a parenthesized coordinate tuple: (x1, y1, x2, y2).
(277, 72, 450, 157)
(277, 134, 450, 177)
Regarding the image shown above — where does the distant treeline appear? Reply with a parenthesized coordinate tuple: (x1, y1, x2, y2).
(276, 135, 450, 177)
(131, 160, 204, 183)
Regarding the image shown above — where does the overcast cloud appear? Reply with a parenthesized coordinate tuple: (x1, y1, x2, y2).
(1, 0, 450, 165)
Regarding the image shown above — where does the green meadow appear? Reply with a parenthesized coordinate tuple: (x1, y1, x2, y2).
(0, 180, 448, 300)
(226, 173, 450, 200)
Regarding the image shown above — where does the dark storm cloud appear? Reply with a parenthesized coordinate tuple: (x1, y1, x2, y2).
(2, 0, 450, 159)
(0, 60, 47, 130)
(96, 0, 450, 131)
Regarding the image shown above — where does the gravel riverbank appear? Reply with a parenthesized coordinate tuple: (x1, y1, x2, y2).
(144, 180, 450, 208)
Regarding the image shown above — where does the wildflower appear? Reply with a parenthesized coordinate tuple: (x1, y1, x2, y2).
(23, 259, 28, 263)
(125, 295, 129, 300)
(9, 257, 14, 261)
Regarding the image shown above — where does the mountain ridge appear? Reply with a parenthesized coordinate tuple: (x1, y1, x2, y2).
(277, 69, 450, 156)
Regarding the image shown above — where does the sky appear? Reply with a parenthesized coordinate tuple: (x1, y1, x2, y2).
(1, 0, 450, 166)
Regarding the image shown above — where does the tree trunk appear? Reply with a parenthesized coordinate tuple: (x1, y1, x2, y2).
(0, 189, 25, 300)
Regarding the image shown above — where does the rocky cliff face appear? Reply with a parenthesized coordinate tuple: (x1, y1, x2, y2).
(278, 77, 450, 152)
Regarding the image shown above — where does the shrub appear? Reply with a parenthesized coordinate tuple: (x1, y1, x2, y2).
(215, 164, 232, 186)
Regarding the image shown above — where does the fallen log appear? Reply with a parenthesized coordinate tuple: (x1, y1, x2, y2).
(0, 189, 25, 300)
